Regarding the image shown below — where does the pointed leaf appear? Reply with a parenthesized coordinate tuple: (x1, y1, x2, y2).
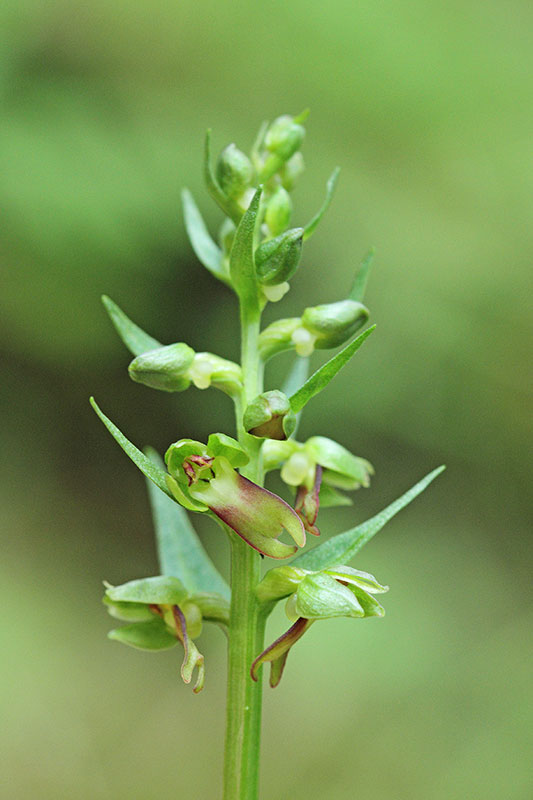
(145, 447, 230, 599)
(204, 129, 243, 224)
(349, 248, 375, 303)
(229, 186, 262, 309)
(281, 355, 309, 438)
(289, 325, 376, 414)
(302, 167, 340, 241)
(108, 618, 177, 651)
(292, 466, 445, 570)
(181, 189, 230, 286)
(101, 295, 162, 357)
(90, 397, 173, 498)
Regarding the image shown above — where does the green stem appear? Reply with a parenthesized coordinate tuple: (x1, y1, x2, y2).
(223, 305, 266, 800)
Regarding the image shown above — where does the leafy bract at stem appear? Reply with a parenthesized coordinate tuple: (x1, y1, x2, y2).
(181, 189, 230, 287)
(303, 167, 340, 241)
(349, 248, 375, 303)
(229, 186, 262, 311)
(204, 129, 243, 224)
(292, 466, 446, 570)
(289, 325, 376, 413)
(144, 447, 230, 599)
(90, 397, 173, 498)
(102, 295, 161, 357)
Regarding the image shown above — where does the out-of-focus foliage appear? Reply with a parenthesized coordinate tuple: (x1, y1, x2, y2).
(1, 0, 531, 798)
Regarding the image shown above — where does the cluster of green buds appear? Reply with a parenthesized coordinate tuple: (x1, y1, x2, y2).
(252, 564, 388, 686)
(104, 576, 229, 693)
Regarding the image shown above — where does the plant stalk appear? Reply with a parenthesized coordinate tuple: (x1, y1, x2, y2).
(223, 304, 265, 800)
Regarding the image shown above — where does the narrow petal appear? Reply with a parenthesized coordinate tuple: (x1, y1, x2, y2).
(251, 617, 314, 687)
(172, 605, 205, 693)
(295, 465, 322, 536)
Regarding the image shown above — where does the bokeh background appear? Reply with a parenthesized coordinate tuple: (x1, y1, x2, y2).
(2, 1, 532, 798)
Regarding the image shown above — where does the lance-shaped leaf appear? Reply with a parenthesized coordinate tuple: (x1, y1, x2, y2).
(303, 166, 340, 241)
(204, 129, 243, 225)
(281, 355, 309, 438)
(292, 466, 446, 571)
(108, 617, 178, 651)
(102, 295, 162, 357)
(349, 248, 375, 303)
(251, 617, 314, 687)
(289, 325, 376, 414)
(229, 186, 262, 310)
(181, 189, 230, 287)
(144, 447, 230, 600)
(90, 397, 173, 498)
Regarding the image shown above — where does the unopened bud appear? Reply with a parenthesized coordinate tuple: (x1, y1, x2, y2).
(128, 343, 195, 392)
(215, 143, 253, 199)
(265, 115, 305, 161)
(255, 228, 303, 286)
(279, 152, 305, 191)
(265, 186, 292, 235)
(243, 390, 297, 440)
(301, 300, 369, 349)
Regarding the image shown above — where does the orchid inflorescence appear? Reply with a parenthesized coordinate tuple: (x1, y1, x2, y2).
(91, 111, 443, 796)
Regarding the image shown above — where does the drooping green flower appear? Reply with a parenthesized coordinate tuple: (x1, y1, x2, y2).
(252, 564, 388, 687)
(165, 434, 306, 559)
(104, 576, 230, 693)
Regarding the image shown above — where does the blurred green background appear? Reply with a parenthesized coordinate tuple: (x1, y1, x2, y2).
(2, 0, 532, 798)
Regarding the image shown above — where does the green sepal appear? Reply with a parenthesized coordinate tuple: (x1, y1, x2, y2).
(288, 573, 364, 620)
(305, 436, 374, 488)
(279, 152, 305, 191)
(90, 398, 173, 499)
(292, 466, 446, 570)
(318, 484, 353, 508)
(255, 228, 303, 286)
(166, 475, 209, 512)
(323, 565, 388, 594)
(258, 317, 301, 361)
(128, 343, 195, 392)
(229, 186, 262, 309)
(261, 439, 296, 472)
(101, 295, 161, 357)
(181, 189, 230, 286)
(302, 166, 340, 241)
(165, 439, 209, 484)
(103, 596, 154, 622)
(145, 447, 230, 599)
(348, 586, 385, 617)
(289, 325, 376, 413)
(204, 129, 243, 224)
(207, 432, 249, 467)
(349, 248, 375, 303)
(301, 299, 369, 349)
(105, 575, 188, 606)
(255, 565, 308, 604)
(108, 618, 178, 651)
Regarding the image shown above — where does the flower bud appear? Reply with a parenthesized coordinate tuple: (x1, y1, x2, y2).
(301, 300, 369, 349)
(255, 228, 303, 286)
(189, 352, 242, 395)
(243, 390, 297, 440)
(265, 115, 305, 161)
(265, 186, 292, 235)
(258, 317, 301, 361)
(215, 143, 253, 199)
(128, 343, 195, 392)
(279, 152, 305, 191)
